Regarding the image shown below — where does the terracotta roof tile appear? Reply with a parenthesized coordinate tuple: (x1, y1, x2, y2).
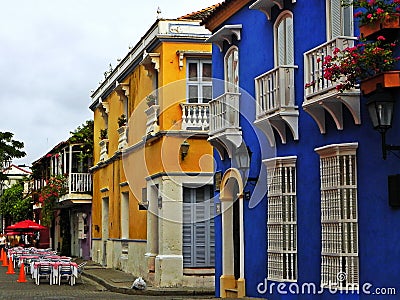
(178, 3, 222, 21)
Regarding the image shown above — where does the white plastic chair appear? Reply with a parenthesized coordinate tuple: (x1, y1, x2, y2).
(58, 264, 75, 285)
(36, 264, 52, 285)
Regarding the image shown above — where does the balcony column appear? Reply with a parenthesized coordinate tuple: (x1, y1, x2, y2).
(69, 144, 72, 194)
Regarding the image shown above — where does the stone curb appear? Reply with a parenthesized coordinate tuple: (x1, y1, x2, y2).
(82, 271, 215, 297)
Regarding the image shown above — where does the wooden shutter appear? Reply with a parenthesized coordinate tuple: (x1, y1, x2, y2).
(277, 19, 286, 66)
(276, 15, 294, 66)
(183, 186, 215, 267)
(286, 17, 294, 65)
(330, 0, 342, 39)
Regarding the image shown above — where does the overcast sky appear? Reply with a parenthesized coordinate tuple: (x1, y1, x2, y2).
(0, 0, 218, 166)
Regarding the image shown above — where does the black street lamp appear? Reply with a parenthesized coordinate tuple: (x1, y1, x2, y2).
(366, 88, 400, 159)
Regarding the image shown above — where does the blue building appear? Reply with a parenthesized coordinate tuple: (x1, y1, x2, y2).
(203, 0, 400, 299)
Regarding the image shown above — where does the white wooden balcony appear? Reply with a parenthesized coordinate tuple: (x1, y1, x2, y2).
(208, 92, 242, 157)
(180, 103, 209, 131)
(59, 172, 92, 205)
(254, 65, 298, 145)
(303, 36, 360, 134)
(68, 173, 92, 193)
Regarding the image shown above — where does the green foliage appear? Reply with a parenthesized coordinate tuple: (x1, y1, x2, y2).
(0, 131, 26, 181)
(342, 0, 400, 26)
(69, 120, 94, 165)
(100, 128, 108, 140)
(39, 175, 67, 227)
(0, 181, 32, 222)
(118, 114, 127, 127)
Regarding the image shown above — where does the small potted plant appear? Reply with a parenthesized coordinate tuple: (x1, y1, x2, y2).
(118, 114, 127, 127)
(342, 0, 400, 39)
(100, 128, 108, 140)
(305, 36, 400, 94)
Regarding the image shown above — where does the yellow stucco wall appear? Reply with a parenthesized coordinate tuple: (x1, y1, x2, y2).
(91, 37, 212, 242)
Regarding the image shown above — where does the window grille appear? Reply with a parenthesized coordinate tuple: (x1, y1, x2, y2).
(265, 156, 297, 281)
(315, 143, 359, 290)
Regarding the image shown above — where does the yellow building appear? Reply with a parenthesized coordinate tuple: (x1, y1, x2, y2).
(89, 7, 217, 288)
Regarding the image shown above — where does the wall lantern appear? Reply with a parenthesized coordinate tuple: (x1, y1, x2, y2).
(366, 88, 400, 160)
(235, 144, 258, 184)
(180, 140, 190, 160)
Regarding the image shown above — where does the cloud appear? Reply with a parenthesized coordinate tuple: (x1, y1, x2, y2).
(0, 0, 219, 165)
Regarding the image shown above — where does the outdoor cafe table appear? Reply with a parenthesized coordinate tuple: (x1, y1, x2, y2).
(31, 261, 78, 285)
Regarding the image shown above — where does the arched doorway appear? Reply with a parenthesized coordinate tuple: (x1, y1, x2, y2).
(219, 168, 245, 298)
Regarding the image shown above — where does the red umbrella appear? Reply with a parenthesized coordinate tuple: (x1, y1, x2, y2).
(5, 220, 47, 232)
(5, 231, 34, 236)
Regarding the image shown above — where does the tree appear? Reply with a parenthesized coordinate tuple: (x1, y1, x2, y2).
(0, 181, 32, 222)
(69, 120, 94, 166)
(0, 131, 26, 182)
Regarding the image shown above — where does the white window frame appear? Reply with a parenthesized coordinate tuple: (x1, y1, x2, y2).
(326, 0, 354, 40)
(315, 143, 359, 291)
(121, 192, 129, 239)
(274, 11, 294, 67)
(224, 46, 239, 93)
(186, 59, 212, 103)
(264, 156, 297, 282)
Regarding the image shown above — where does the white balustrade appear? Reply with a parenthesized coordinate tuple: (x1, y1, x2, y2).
(209, 92, 240, 135)
(180, 103, 209, 131)
(304, 36, 357, 99)
(99, 139, 109, 162)
(68, 173, 92, 193)
(255, 65, 296, 119)
(117, 126, 128, 150)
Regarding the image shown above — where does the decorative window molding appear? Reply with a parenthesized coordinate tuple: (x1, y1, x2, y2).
(263, 156, 297, 282)
(315, 143, 359, 290)
(249, 0, 296, 20)
(206, 24, 242, 52)
(140, 51, 160, 76)
(115, 82, 129, 101)
(176, 50, 211, 70)
(99, 98, 109, 115)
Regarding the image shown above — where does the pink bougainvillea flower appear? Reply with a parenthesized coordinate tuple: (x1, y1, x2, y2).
(377, 35, 386, 41)
(376, 8, 384, 14)
(367, 13, 373, 19)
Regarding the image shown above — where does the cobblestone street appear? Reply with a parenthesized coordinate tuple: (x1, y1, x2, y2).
(0, 263, 220, 300)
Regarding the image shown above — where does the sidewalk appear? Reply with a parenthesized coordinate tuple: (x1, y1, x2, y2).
(75, 259, 215, 297)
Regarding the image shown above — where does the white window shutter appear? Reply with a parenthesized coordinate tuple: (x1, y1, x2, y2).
(277, 20, 286, 66)
(330, 0, 342, 38)
(286, 17, 294, 65)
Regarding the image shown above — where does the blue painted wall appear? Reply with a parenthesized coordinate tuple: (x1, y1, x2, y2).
(211, 1, 400, 300)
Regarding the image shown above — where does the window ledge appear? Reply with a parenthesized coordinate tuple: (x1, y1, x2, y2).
(206, 25, 242, 52)
(249, 0, 296, 20)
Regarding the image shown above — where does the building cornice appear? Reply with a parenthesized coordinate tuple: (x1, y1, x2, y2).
(203, 0, 252, 32)
(89, 19, 210, 106)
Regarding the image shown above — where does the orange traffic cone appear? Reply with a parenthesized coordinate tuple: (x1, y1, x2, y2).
(17, 262, 27, 282)
(6, 256, 14, 274)
(0, 249, 4, 267)
(2, 250, 8, 267)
